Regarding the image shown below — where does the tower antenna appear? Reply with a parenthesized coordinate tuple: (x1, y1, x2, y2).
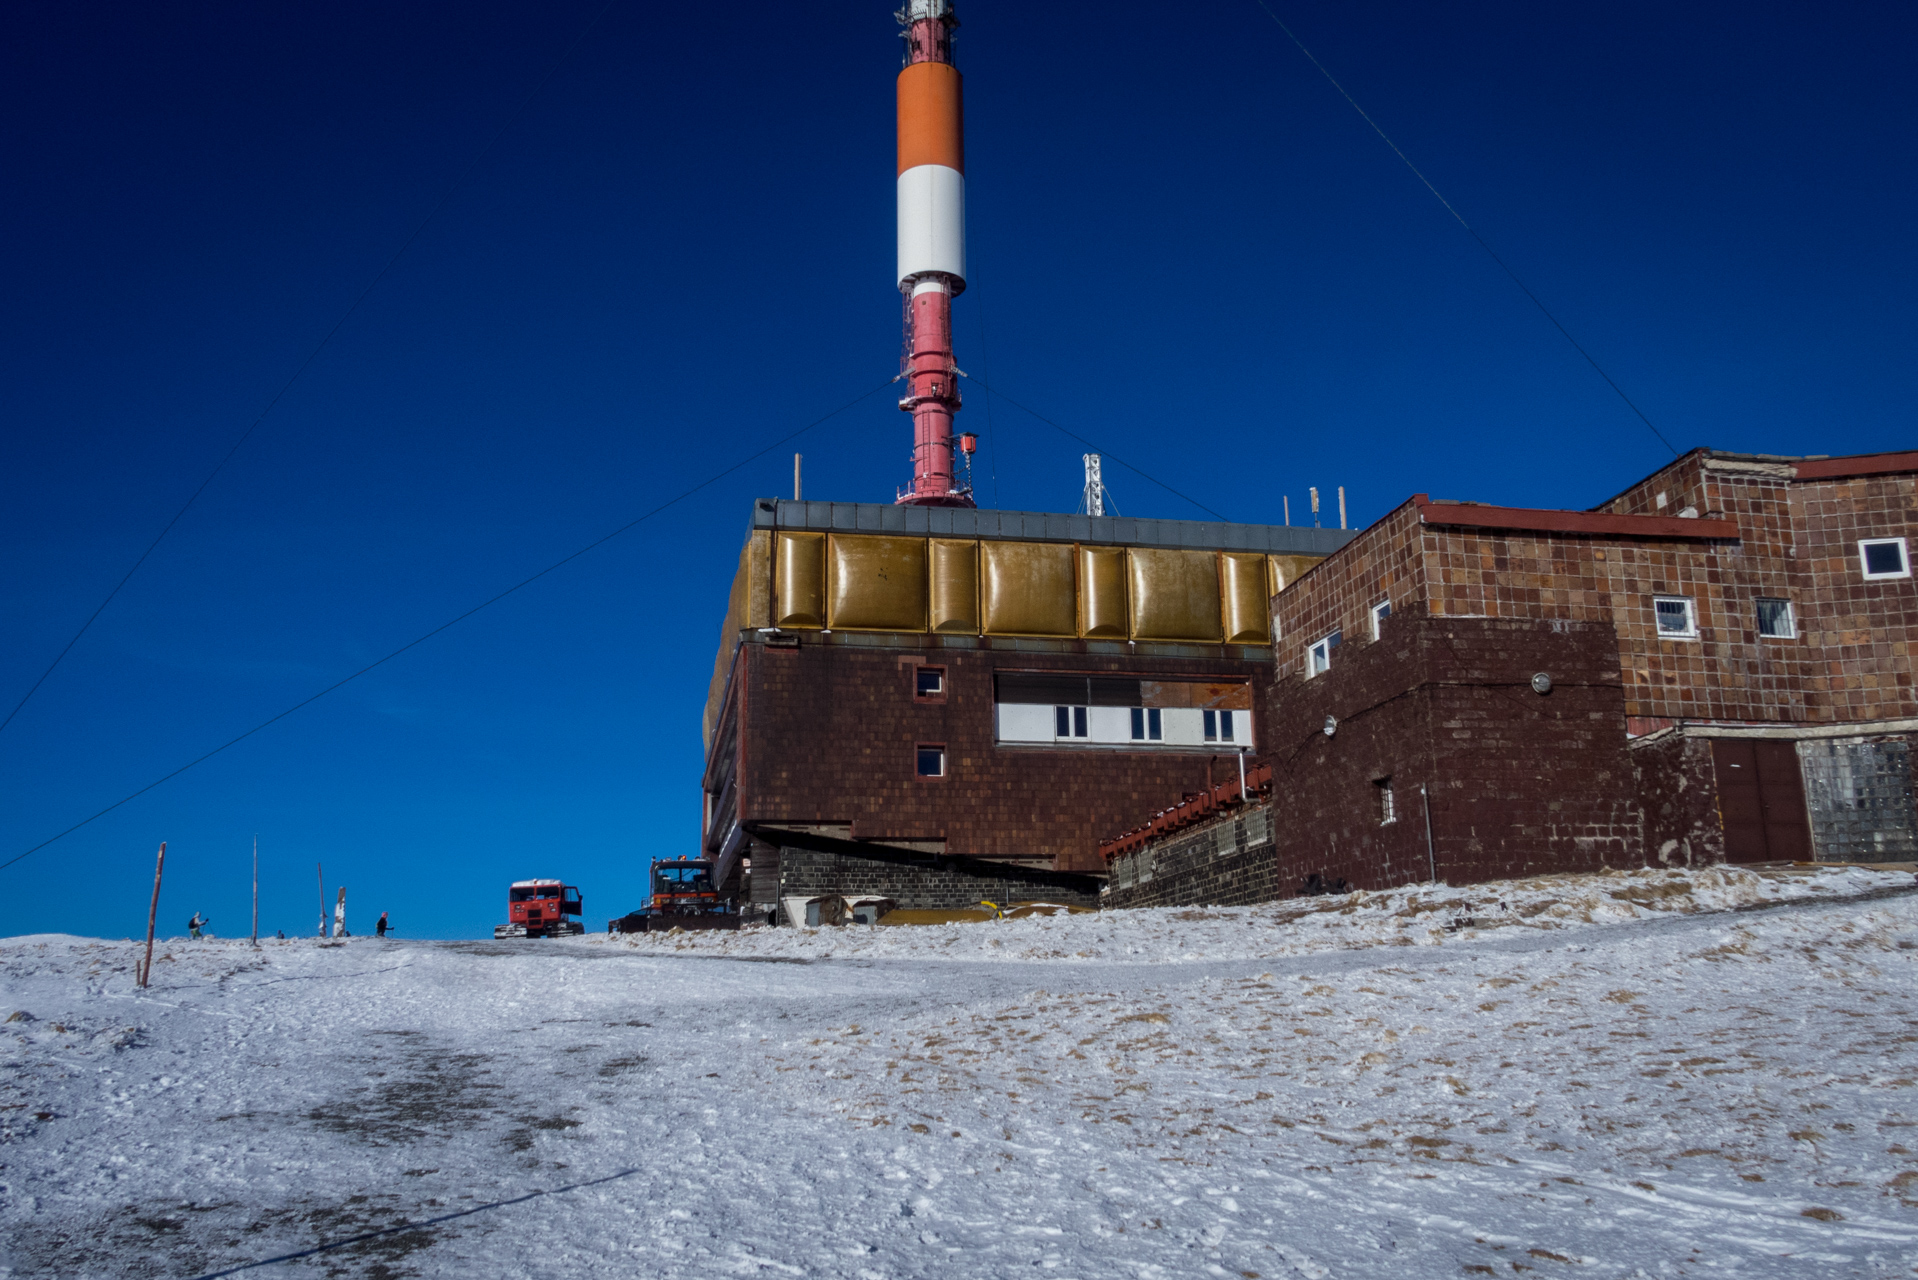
(893, 0, 974, 507)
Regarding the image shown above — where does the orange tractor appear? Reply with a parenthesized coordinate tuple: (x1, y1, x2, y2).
(608, 859, 740, 933)
(494, 879, 584, 939)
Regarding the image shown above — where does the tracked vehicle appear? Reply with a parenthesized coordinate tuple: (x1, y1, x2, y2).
(495, 879, 584, 939)
(608, 858, 739, 934)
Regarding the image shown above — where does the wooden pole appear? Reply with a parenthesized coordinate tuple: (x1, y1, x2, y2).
(139, 842, 166, 989)
(251, 835, 259, 946)
(318, 862, 326, 938)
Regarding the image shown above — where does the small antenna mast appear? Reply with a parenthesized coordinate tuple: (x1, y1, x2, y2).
(1078, 453, 1118, 517)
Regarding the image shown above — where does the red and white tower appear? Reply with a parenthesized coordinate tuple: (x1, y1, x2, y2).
(894, 0, 973, 507)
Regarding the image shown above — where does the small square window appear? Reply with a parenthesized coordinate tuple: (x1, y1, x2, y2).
(1653, 595, 1696, 638)
(1754, 597, 1795, 639)
(1370, 600, 1392, 640)
(916, 745, 946, 777)
(914, 666, 945, 699)
(1203, 709, 1218, 741)
(1860, 538, 1910, 580)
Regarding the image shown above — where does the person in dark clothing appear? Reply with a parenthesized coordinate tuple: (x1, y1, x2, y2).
(375, 912, 390, 938)
(187, 913, 207, 940)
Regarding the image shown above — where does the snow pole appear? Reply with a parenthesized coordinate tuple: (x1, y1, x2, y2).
(139, 841, 166, 989)
(251, 834, 259, 947)
(318, 862, 327, 938)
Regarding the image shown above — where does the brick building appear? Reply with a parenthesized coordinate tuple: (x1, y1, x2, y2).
(1103, 448, 1918, 907)
(698, 498, 1353, 907)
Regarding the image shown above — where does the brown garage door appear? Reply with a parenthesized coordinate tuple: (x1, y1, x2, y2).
(1712, 738, 1813, 863)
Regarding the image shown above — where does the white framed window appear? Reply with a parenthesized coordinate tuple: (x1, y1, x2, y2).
(1653, 595, 1697, 638)
(1054, 705, 1089, 739)
(1369, 600, 1392, 640)
(1307, 629, 1341, 677)
(1129, 707, 1164, 741)
(1860, 538, 1910, 581)
(1202, 709, 1237, 743)
(1754, 597, 1795, 639)
(916, 744, 946, 777)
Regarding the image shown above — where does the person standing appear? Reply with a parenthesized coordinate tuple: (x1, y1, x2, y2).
(187, 913, 207, 940)
(375, 912, 390, 938)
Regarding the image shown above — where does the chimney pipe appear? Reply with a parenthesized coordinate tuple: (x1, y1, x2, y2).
(1338, 485, 1347, 530)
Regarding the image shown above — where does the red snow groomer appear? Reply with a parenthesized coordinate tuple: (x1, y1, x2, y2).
(495, 879, 584, 939)
(608, 858, 740, 934)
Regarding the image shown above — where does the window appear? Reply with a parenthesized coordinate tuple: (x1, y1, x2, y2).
(1653, 595, 1697, 638)
(915, 744, 946, 777)
(1860, 538, 1910, 581)
(1307, 629, 1342, 677)
(1055, 706, 1088, 738)
(1129, 707, 1164, 741)
(1370, 600, 1392, 640)
(1377, 777, 1396, 825)
(914, 666, 945, 700)
(1202, 709, 1236, 743)
(1754, 597, 1795, 639)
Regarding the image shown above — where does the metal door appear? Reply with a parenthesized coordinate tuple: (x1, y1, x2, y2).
(1712, 738, 1812, 863)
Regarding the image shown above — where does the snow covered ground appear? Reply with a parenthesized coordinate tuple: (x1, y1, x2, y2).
(4, 864, 1917, 1279)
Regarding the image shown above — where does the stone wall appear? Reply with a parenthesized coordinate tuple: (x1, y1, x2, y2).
(1102, 804, 1281, 909)
(1631, 731, 1725, 866)
(775, 844, 1101, 911)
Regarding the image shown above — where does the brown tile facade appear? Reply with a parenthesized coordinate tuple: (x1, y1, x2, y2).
(1103, 448, 1917, 903)
(1276, 452, 1917, 729)
(718, 639, 1269, 872)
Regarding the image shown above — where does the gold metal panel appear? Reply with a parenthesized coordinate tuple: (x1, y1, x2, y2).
(1220, 552, 1270, 644)
(929, 538, 980, 633)
(774, 531, 826, 629)
(1126, 548, 1224, 642)
(1267, 554, 1322, 598)
(1077, 545, 1127, 637)
(743, 530, 772, 629)
(826, 534, 927, 632)
(979, 540, 1077, 636)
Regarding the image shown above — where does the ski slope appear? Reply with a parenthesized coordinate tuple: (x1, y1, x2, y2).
(3, 864, 1916, 1278)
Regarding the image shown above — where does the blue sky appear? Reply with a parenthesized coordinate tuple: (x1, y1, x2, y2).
(3, 1, 1912, 939)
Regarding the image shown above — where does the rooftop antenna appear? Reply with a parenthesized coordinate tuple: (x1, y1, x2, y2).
(1078, 453, 1119, 517)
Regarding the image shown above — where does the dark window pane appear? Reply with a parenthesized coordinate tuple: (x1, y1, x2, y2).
(1755, 598, 1793, 638)
(1327, 630, 1343, 649)
(916, 747, 944, 777)
(1073, 706, 1088, 737)
(1203, 709, 1218, 741)
(916, 668, 943, 696)
(1002, 673, 1092, 705)
(1865, 541, 1906, 575)
(1220, 710, 1235, 742)
(1055, 706, 1070, 736)
(1655, 598, 1692, 634)
(1148, 708, 1162, 740)
(1130, 708, 1145, 740)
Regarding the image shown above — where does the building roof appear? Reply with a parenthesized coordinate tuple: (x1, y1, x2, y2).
(1415, 495, 1739, 541)
(751, 498, 1355, 555)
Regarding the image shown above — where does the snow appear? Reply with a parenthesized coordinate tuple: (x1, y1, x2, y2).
(4, 864, 1916, 1279)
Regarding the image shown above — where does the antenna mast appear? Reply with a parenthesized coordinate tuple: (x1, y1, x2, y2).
(893, 0, 974, 507)
(1078, 453, 1118, 517)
